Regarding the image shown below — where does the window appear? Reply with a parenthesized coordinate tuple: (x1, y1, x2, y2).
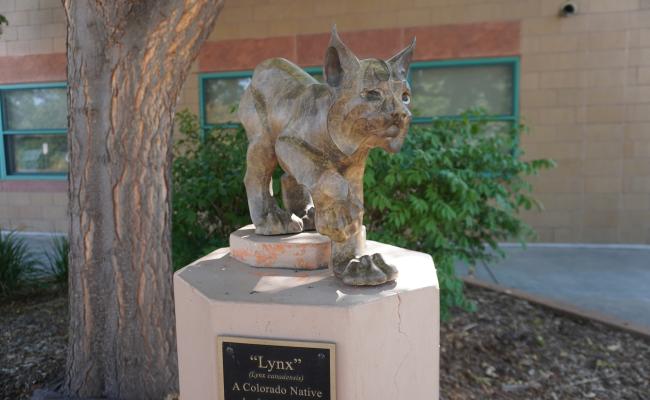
(202, 72, 252, 127)
(409, 57, 519, 128)
(199, 58, 518, 131)
(199, 67, 322, 131)
(0, 83, 68, 179)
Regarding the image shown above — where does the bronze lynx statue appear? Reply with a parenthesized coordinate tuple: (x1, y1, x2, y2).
(239, 27, 415, 286)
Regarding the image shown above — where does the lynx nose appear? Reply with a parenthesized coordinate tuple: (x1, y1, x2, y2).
(391, 111, 408, 126)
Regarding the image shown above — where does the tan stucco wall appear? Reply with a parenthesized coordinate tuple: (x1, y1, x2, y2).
(2, 0, 649, 243)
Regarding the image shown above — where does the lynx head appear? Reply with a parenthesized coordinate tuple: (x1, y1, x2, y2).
(325, 26, 415, 156)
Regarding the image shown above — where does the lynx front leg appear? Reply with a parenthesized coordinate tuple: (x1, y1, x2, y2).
(244, 138, 303, 235)
(328, 169, 398, 286)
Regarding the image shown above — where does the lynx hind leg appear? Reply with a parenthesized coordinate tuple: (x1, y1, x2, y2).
(281, 173, 315, 231)
(241, 100, 303, 235)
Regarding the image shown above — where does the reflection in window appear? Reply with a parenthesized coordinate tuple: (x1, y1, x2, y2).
(410, 63, 513, 119)
(5, 135, 68, 174)
(204, 77, 251, 125)
(3, 88, 67, 130)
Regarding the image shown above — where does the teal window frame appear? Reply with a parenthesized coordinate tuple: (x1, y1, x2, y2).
(0, 82, 68, 181)
(198, 57, 520, 131)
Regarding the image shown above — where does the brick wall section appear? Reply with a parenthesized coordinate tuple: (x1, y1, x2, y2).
(517, 1, 650, 243)
(0, 0, 66, 56)
(0, 191, 67, 232)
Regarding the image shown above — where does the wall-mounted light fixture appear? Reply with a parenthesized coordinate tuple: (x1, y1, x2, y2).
(559, 2, 578, 17)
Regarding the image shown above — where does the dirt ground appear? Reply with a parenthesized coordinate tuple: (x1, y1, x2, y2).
(441, 287, 650, 400)
(0, 292, 67, 400)
(1, 286, 649, 400)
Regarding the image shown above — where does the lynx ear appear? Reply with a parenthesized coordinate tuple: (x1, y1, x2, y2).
(388, 38, 416, 80)
(324, 25, 360, 87)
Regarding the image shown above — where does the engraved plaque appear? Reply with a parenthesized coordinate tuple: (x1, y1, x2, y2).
(217, 336, 336, 400)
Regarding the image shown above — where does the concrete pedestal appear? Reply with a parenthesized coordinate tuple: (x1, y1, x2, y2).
(174, 230, 439, 400)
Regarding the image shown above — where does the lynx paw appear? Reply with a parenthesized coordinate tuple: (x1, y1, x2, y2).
(255, 209, 304, 235)
(335, 253, 398, 286)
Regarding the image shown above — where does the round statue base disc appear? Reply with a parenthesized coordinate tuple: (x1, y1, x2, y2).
(229, 224, 331, 270)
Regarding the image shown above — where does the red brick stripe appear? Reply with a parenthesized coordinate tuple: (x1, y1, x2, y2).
(199, 21, 520, 72)
(405, 22, 520, 60)
(199, 36, 295, 74)
(0, 53, 66, 85)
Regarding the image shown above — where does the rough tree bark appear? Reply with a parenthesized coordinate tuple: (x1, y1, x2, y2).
(63, 1, 223, 398)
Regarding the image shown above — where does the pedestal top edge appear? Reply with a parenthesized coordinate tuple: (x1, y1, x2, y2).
(175, 240, 438, 308)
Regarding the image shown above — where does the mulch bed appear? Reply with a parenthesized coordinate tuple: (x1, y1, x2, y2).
(1, 286, 649, 400)
(1, 292, 67, 400)
(441, 287, 650, 400)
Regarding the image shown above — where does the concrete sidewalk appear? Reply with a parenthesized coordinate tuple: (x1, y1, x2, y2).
(456, 244, 650, 330)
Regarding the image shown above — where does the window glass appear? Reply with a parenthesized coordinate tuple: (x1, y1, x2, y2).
(3, 88, 67, 130)
(204, 77, 251, 125)
(4, 135, 68, 174)
(410, 64, 513, 118)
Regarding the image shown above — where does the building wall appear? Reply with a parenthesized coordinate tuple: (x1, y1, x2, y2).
(0, 0, 67, 232)
(1, 0, 649, 243)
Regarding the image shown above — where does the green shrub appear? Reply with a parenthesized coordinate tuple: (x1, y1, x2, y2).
(172, 110, 250, 269)
(44, 235, 69, 289)
(171, 111, 553, 317)
(0, 229, 38, 297)
(364, 114, 554, 318)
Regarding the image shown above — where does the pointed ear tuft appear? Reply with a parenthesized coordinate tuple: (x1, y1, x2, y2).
(388, 37, 416, 80)
(324, 25, 360, 87)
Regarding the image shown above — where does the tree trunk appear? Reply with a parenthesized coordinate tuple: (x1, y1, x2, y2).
(63, 1, 223, 398)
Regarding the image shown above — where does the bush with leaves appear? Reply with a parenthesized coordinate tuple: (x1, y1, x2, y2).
(171, 110, 553, 317)
(172, 110, 251, 269)
(0, 229, 38, 297)
(364, 114, 554, 318)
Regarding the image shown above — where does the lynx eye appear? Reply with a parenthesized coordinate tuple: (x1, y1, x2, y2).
(363, 89, 382, 101)
(402, 93, 411, 105)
